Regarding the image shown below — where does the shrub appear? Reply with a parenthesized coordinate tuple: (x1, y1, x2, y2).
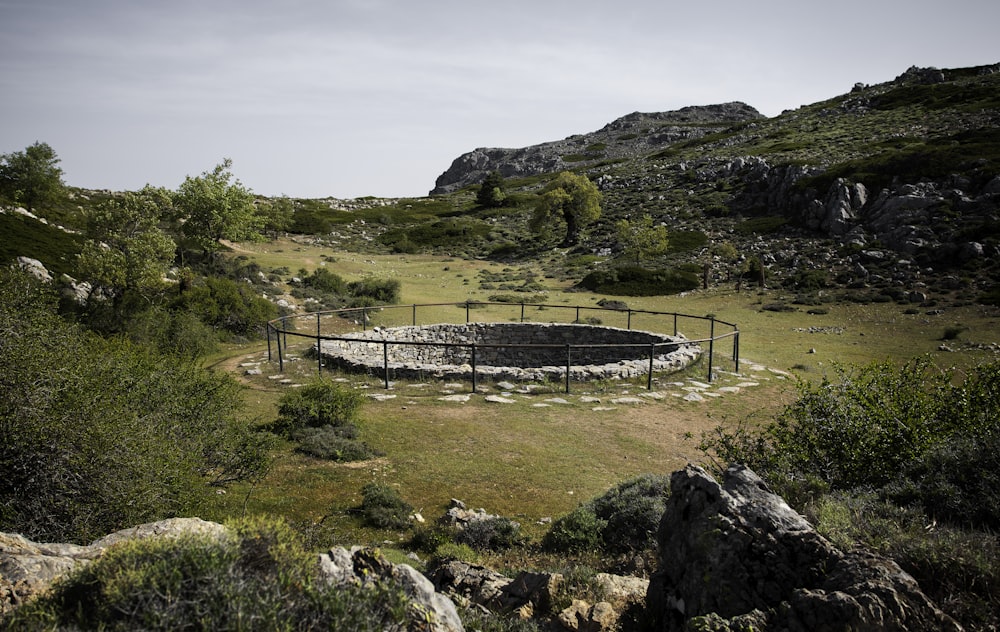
(0, 270, 271, 543)
(270, 378, 364, 437)
(0, 518, 410, 631)
(544, 474, 671, 555)
(299, 266, 347, 294)
(348, 277, 401, 304)
(455, 517, 524, 552)
(577, 266, 699, 296)
(542, 506, 606, 553)
(171, 275, 277, 339)
(358, 483, 413, 530)
(292, 425, 382, 462)
(432, 542, 480, 564)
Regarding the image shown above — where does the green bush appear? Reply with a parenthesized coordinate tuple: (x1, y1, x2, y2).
(299, 266, 347, 294)
(577, 266, 699, 296)
(700, 359, 1000, 524)
(544, 474, 671, 555)
(542, 506, 606, 553)
(292, 425, 382, 462)
(0, 269, 271, 543)
(270, 378, 364, 437)
(0, 518, 409, 631)
(171, 275, 277, 339)
(455, 517, 524, 552)
(347, 277, 401, 304)
(358, 483, 413, 530)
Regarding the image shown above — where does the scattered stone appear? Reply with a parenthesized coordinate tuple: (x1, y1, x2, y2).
(610, 397, 645, 405)
(579, 396, 602, 404)
(484, 395, 517, 404)
(544, 398, 571, 405)
(683, 392, 705, 402)
(438, 394, 471, 403)
(591, 406, 617, 411)
(687, 380, 711, 389)
(367, 393, 397, 401)
(716, 386, 741, 394)
(639, 392, 666, 400)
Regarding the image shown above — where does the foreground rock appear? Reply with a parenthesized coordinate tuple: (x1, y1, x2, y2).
(1, 519, 464, 631)
(646, 464, 961, 631)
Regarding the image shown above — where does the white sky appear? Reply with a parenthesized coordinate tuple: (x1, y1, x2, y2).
(1, 0, 997, 199)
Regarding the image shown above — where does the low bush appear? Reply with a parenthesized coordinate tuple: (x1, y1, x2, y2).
(577, 266, 699, 296)
(0, 518, 410, 631)
(543, 474, 671, 555)
(270, 378, 364, 437)
(455, 517, 524, 552)
(171, 275, 277, 339)
(291, 425, 382, 462)
(357, 483, 413, 530)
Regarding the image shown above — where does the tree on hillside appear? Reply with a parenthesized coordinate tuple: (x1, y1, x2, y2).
(258, 195, 295, 239)
(173, 159, 262, 252)
(77, 186, 176, 308)
(0, 141, 65, 213)
(476, 170, 507, 208)
(615, 214, 669, 264)
(529, 171, 602, 247)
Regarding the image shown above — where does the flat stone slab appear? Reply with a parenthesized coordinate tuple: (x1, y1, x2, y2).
(438, 394, 471, 403)
(684, 392, 705, 402)
(484, 395, 517, 404)
(611, 397, 645, 405)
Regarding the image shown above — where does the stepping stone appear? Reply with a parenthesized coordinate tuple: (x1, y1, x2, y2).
(579, 396, 602, 404)
(532, 403, 551, 408)
(737, 382, 760, 388)
(485, 395, 517, 404)
(591, 406, 617, 411)
(544, 398, 571, 405)
(688, 380, 711, 389)
(368, 393, 397, 401)
(439, 394, 471, 403)
(716, 386, 741, 394)
(611, 397, 645, 405)
(496, 381, 517, 390)
(639, 392, 666, 400)
(683, 392, 705, 402)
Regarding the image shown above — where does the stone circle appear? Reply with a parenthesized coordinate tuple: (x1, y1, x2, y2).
(315, 322, 701, 383)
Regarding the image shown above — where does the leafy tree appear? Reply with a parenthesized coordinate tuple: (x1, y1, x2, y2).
(529, 171, 602, 247)
(0, 141, 65, 213)
(0, 269, 271, 543)
(476, 170, 507, 208)
(76, 187, 176, 308)
(173, 159, 262, 251)
(615, 214, 669, 264)
(259, 195, 295, 238)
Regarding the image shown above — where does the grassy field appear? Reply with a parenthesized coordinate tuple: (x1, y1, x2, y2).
(203, 238, 1000, 549)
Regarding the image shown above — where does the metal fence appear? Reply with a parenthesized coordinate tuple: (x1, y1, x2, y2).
(266, 301, 739, 393)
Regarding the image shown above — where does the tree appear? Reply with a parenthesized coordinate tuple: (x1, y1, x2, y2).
(173, 159, 262, 251)
(615, 214, 669, 264)
(258, 195, 295, 239)
(529, 171, 602, 247)
(0, 141, 65, 213)
(76, 186, 176, 307)
(476, 170, 506, 208)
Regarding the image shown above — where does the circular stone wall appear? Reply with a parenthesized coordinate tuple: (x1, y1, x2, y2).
(315, 322, 701, 382)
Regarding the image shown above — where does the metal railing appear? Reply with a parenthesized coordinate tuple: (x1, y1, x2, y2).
(266, 301, 739, 393)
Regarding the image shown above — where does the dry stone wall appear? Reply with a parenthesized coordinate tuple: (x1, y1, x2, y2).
(316, 322, 701, 382)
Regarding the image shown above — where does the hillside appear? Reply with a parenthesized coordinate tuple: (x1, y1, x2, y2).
(426, 63, 1000, 304)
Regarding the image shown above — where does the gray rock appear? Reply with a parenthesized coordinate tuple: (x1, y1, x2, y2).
(645, 465, 961, 631)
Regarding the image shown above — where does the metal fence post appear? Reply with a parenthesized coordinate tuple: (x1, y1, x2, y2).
(565, 345, 572, 394)
(316, 313, 322, 374)
(412, 304, 417, 326)
(276, 324, 284, 373)
(266, 323, 272, 361)
(383, 341, 389, 389)
(648, 343, 655, 390)
(708, 318, 716, 382)
(520, 303, 525, 322)
(627, 309, 632, 330)
(471, 344, 478, 393)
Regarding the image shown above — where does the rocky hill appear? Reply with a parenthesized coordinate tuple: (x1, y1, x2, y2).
(431, 63, 1000, 301)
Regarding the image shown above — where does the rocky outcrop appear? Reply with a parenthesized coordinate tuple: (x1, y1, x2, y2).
(321, 546, 464, 632)
(0, 517, 227, 616)
(1, 519, 465, 632)
(430, 560, 648, 632)
(646, 464, 961, 631)
(430, 103, 764, 194)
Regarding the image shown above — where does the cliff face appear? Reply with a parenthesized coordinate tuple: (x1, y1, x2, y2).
(430, 102, 764, 194)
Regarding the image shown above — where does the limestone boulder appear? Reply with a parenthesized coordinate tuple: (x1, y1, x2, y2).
(645, 464, 961, 631)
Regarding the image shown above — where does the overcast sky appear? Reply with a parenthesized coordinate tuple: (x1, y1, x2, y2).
(1, 0, 997, 199)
